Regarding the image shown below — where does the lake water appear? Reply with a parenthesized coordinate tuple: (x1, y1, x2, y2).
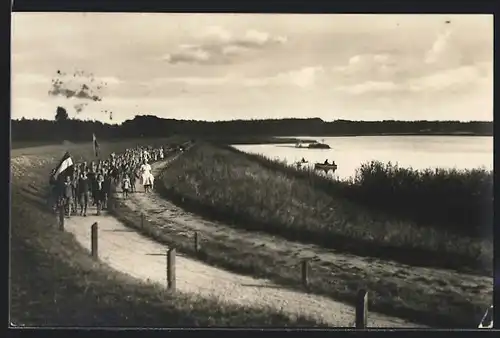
(232, 136, 494, 180)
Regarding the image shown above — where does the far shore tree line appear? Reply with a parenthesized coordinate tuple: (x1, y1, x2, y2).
(11, 110, 493, 142)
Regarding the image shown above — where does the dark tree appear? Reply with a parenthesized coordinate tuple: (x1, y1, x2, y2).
(55, 106, 68, 122)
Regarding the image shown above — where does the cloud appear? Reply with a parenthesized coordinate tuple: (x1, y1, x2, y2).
(148, 75, 234, 86)
(221, 45, 250, 56)
(163, 27, 287, 65)
(409, 62, 491, 92)
(425, 28, 453, 64)
(334, 62, 492, 96)
(164, 45, 212, 64)
(232, 29, 288, 48)
(243, 66, 325, 88)
(335, 80, 401, 95)
(334, 53, 397, 75)
(144, 66, 324, 91)
(198, 25, 232, 42)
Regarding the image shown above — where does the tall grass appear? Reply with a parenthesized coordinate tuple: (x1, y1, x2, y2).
(221, 145, 493, 239)
(161, 143, 492, 275)
(348, 161, 493, 238)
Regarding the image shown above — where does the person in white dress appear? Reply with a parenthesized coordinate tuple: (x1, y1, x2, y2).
(140, 159, 153, 193)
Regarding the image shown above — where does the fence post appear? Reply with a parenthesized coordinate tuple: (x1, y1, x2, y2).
(91, 222, 98, 259)
(356, 289, 368, 329)
(194, 232, 199, 254)
(141, 213, 145, 229)
(58, 205, 65, 231)
(301, 259, 309, 289)
(167, 248, 176, 291)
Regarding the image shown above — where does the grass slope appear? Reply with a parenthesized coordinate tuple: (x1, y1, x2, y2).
(107, 143, 491, 328)
(160, 143, 492, 275)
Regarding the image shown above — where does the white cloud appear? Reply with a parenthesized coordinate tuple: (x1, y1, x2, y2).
(424, 28, 453, 64)
(409, 62, 491, 92)
(148, 75, 234, 86)
(163, 47, 211, 64)
(336, 80, 400, 95)
(164, 27, 288, 65)
(332, 61, 492, 96)
(335, 53, 397, 75)
(198, 25, 232, 42)
(240, 29, 288, 46)
(222, 45, 250, 56)
(144, 66, 324, 90)
(244, 66, 324, 88)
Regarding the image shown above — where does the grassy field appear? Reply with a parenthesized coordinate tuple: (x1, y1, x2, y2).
(10, 139, 323, 327)
(159, 143, 492, 275)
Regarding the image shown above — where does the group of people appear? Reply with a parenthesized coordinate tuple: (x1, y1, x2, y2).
(49, 143, 185, 218)
(296, 158, 336, 166)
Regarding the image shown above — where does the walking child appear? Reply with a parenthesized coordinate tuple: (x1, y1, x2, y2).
(64, 175, 74, 217)
(77, 171, 90, 217)
(122, 174, 131, 199)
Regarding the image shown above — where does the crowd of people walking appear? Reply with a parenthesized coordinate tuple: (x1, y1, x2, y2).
(49, 143, 188, 218)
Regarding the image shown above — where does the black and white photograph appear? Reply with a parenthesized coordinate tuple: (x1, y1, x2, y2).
(10, 13, 493, 329)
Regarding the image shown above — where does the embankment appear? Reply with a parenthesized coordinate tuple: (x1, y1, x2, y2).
(159, 142, 492, 275)
(107, 143, 492, 328)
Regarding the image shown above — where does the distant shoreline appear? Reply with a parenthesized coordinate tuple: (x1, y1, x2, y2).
(226, 133, 492, 145)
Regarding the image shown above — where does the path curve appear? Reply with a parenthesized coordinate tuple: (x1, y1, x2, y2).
(63, 209, 424, 328)
(59, 150, 426, 328)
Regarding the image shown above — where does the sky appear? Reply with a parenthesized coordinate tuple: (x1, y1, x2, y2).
(11, 13, 493, 124)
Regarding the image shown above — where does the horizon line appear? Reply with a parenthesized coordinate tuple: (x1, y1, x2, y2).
(11, 116, 494, 124)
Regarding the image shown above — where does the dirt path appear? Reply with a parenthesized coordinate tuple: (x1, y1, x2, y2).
(125, 160, 492, 296)
(63, 203, 424, 328)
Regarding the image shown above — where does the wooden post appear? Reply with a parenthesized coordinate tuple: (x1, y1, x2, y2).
(356, 289, 368, 329)
(58, 205, 65, 231)
(301, 259, 309, 289)
(91, 222, 98, 259)
(194, 232, 199, 254)
(167, 248, 176, 290)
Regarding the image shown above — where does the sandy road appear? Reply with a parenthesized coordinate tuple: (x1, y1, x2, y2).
(63, 206, 424, 328)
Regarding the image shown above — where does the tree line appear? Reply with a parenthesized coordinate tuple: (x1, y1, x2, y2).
(11, 113, 493, 143)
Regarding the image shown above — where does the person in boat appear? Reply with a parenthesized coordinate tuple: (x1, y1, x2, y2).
(301, 157, 306, 163)
(331, 160, 336, 166)
(324, 159, 329, 165)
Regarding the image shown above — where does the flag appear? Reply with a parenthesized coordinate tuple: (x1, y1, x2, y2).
(53, 151, 74, 180)
(93, 133, 100, 157)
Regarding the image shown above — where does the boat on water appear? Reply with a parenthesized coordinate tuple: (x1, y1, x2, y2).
(308, 143, 330, 149)
(314, 162, 338, 172)
(295, 139, 331, 149)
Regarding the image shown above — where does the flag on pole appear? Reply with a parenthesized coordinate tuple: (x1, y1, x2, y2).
(93, 133, 100, 157)
(53, 151, 74, 180)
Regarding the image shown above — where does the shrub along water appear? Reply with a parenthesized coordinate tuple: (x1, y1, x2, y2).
(161, 142, 492, 275)
(218, 144, 493, 239)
